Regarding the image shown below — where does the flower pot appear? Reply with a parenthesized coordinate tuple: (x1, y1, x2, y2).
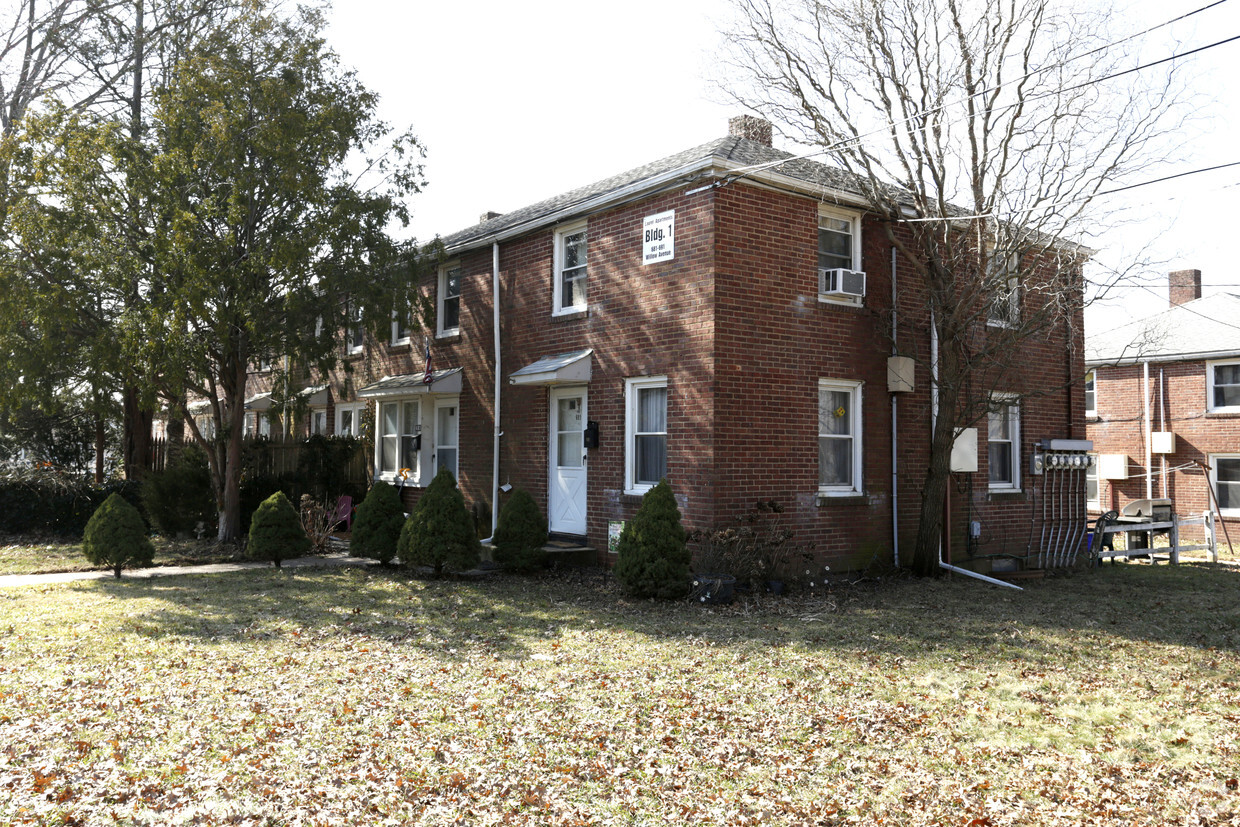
(691, 573, 736, 605)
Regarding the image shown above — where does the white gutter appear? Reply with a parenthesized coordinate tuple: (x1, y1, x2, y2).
(931, 308, 1021, 590)
(1086, 348, 1240, 368)
(1143, 360, 1152, 500)
(482, 242, 501, 544)
(890, 247, 899, 568)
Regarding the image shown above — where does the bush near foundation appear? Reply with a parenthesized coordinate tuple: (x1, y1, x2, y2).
(82, 493, 155, 578)
(614, 479, 690, 599)
(247, 491, 309, 568)
(492, 489, 548, 573)
(349, 481, 405, 565)
(397, 467, 480, 575)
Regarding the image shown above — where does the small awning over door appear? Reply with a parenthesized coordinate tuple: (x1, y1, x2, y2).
(509, 349, 593, 386)
(356, 367, 463, 398)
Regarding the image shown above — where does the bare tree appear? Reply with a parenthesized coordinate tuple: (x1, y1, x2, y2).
(720, 0, 1185, 574)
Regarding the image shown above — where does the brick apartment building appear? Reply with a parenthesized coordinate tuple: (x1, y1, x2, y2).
(1086, 270, 1240, 542)
(247, 117, 1089, 574)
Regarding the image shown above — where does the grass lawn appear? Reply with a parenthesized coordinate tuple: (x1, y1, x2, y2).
(0, 536, 250, 576)
(1, 564, 1238, 825)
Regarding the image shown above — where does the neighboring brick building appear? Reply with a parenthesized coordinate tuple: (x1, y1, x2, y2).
(1085, 271, 1240, 543)
(258, 117, 1088, 574)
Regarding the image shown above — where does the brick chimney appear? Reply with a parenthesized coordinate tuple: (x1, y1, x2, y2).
(728, 115, 773, 147)
(479, 211, 503, 223)
(1169, 269, 1202, 307)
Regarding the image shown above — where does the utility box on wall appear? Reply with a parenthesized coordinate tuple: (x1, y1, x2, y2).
(887, 356, 915, 393)
(951, 428, 978, 473)
(1151, 431, 1175, 454)
(1098, 454, 1128, 480)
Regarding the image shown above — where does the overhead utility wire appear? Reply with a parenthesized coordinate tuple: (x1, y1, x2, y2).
(898, 161, 1240, 223)
(714, 0, 1232, 183)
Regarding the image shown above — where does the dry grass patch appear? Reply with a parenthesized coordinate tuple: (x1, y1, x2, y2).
(0, 535, 246, 576)
(0, 564, 1238, 825)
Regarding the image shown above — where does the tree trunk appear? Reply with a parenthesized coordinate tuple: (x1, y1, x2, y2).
(216, 354, 250, 544)
(94, 409, 106, 484)
(122, 386, 153, 480)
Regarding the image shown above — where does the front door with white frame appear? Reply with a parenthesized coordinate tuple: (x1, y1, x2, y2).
(433, 399, 459, 481)
(549, 387, 588, 536)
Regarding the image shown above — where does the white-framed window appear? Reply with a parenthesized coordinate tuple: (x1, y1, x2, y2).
(346, 302, 364, 356)
(987, 395, 1021, 490)
(818, 379, 863, 495)
(433, 398, 460, 480)
(986, 250, 1020, 328)
(377, 398, 421, 484)
(1086, 453, 1100, 511)
(257, 355, 273, 372)
(817, 205, 863, 301)
(310, 409, 327, 436)
(625, 376, 668, 494)
(553, 220, 588, 315)
(1085, 369, 1097, 418)
(336, 403, 364, 437)
(1210, 454, 1240, 517)
(1207, 360, 1240, 413)
(391, 308, 413, 347)
(438, 264, 461, 336)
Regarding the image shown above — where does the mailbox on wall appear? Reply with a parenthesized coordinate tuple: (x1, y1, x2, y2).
(583, 420, 600, 449)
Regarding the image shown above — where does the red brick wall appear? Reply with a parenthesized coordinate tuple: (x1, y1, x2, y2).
(1087, 360, 1240, 543)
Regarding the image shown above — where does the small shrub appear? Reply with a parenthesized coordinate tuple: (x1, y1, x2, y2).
(397, 466, 480, 575)
(299, 494, 335, 555)
(82, 493, 155, 578)
(690, 500, 800, 591)
(142, 444, 214, 536)
(614, 479, 690, 599)
(247, 491, 309, 568)
(349, 482, 405, 564)
(492, 489, 548, 573)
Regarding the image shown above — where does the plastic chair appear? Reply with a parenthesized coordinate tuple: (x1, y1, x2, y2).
(331, 495, 353, 531)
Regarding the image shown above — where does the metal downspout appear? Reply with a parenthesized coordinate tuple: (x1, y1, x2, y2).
(482, 242, 502, 544)
(1144, 361, 1153, 500)
(891, 247, 899, 568)
(930, 308, 1021, 590)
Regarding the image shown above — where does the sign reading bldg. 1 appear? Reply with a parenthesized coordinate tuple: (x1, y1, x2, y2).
(642, 210, 675, 265)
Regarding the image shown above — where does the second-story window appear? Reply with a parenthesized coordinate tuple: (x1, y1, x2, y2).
(439, 264, 461, 336)
(554, 221, 587, 315)
(346, 302, 364, 356)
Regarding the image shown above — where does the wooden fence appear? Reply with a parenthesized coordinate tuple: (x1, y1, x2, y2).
(150, 435, 371, 489)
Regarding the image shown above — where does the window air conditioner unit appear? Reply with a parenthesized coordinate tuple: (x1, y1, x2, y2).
(819, 268, 866, 299)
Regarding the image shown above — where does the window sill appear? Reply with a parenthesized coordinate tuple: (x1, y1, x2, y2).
(988, 488, 1025, 500)
(620, 491, 650, 505)
(817, 294, 863, 308)
(345, 349, 364, 360)
(552, 308, 588, 322)
(816, 492, 867, 506)
(436, 330, 461, 341)
(1205, 409, 1240, 417)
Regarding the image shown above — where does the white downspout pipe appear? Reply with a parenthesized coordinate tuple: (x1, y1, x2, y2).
(482, 242, 502, 543)
(1143, 360, 1152, 501)
(890, 248, 899, 568)
(931, 308, 1021, 590)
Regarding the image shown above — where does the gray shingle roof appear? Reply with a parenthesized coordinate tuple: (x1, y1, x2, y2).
(1086, 292, 1240, 365)
(439, 135, 864, 254)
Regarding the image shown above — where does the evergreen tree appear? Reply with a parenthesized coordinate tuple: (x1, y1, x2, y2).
(398, 467, 480, 575)
(492, 488, 548, 573)
(349, 481, 405, 565)
(83, 492, 154, 579)
(247, 491, 309, 568)
(614, 479, 690, 598)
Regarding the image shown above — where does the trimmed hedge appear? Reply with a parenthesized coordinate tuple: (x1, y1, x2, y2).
(82, 493, 155, 578)
(0, 469, 144, 538)
(614, 479, 690, 599)
(492, 488, 548, 573)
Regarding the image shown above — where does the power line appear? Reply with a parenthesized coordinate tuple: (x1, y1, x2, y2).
(719, 1, 1233, 184)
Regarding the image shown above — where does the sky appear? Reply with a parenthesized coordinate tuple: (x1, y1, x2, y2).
(325, 0, 1240, 335)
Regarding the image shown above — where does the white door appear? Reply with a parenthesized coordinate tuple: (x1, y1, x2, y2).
(549, 387, 588, 535)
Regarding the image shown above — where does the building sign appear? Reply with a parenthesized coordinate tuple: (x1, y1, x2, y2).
(642, 210, 675, 265)
(608, 520, 625, 554)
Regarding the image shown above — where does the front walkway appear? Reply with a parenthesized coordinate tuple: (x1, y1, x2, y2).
(0, 551, 377, 589)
